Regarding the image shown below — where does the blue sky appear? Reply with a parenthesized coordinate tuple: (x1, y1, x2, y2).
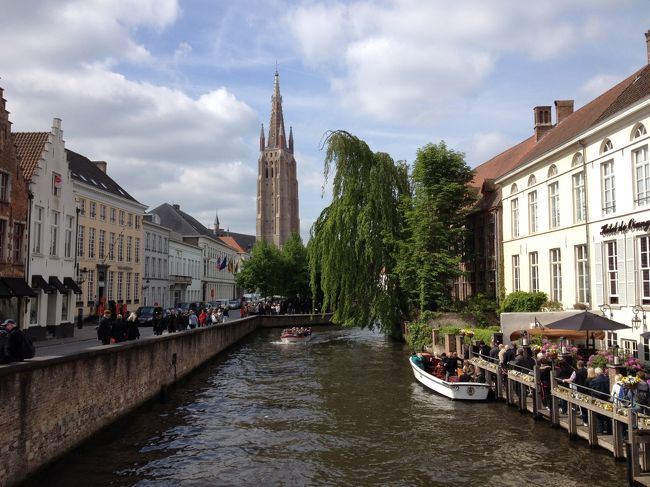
(1, 1, 649, 241)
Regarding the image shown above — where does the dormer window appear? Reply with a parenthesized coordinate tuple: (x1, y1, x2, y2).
(633, 123, 647, 140)
(547, 165, 558, 178)
(510, 183, 518, 195)
(601, 139, 613, 154)
(572, 153, 583, 167)
(527, 175, 536, 187)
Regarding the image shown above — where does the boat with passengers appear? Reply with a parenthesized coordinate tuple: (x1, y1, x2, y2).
(280, 326, 312, 343)
(409, 353, 490, 401)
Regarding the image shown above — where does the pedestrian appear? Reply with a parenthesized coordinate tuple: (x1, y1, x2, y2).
(126, 312, 140, 340)
(167, 310, 177, 334)
(188, 310, 198, 329)
(97, 309, 113, 345)
(590, 367, 612, 435)
(1, 319, 29, 363)
(111, 314, 127, 343)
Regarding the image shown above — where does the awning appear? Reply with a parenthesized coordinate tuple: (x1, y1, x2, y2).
(0, 280, 11, 298)
(2, 277, 37, 298)
(63, 277, 83, 295)
(48, 276, 67, 294)
(32, 275, 56, 294)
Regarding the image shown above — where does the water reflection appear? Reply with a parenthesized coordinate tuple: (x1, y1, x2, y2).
(27, 326, 625, 486)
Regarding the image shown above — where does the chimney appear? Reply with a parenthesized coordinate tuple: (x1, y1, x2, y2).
(554, 100, 574, 125)
(93, 160, 107, 173)
(646, 29, 650, 64)
(172, 203, 180, 211)
(533, 106, 553, 142)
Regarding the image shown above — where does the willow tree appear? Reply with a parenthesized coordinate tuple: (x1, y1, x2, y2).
(396, 142, 475, 314)
(308, 131, 409, 335)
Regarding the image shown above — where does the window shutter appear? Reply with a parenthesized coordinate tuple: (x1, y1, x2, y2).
(594, 242, 603, 305)
(626, 236, 636, 306)
(617, 237, 627, 305)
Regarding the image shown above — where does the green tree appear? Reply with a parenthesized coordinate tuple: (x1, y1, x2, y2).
(236, 239, 282, 298)
(279, 233, 310, 299)
(396, 142, 475, 315)
(308, 131, 409, 335)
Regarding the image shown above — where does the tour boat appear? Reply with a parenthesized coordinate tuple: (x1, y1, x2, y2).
(409, 355, 490, 401)
(280, 327, 312, 343)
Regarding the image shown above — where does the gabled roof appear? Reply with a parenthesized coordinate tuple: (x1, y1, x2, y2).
(13, 132, 49, 180)
(67, 149, 140, 203)
(214, 230, 256, 253)
(471, 136, 536, 188)
(149, 203, 218, 239)
(219, 235, 246, 253)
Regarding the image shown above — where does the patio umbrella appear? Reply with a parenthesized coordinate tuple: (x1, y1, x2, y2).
(510, 328, 605, 341)
(543, 311, 630, 351)
(641, 331, 650, 339)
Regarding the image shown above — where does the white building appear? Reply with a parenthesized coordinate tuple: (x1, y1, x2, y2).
(143, 216, 170, 308)
(14, 119, 80, 333)
(496, 32, 650, 360)
(168, 231, 202, 306)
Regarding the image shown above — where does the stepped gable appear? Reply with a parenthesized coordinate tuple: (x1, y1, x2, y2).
(67, 149, 139, 203)
(12, 132, 49, 180)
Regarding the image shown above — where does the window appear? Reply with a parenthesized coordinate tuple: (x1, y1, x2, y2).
(79, 199, 86, 216)
(529, 252, 539, 293)
(606, 331, 618, 349)
(117, 272, 123, 301)
(640, 236, 650, 305)
(135, 216, 140, 229)
(109, 232, 115, 260)
(512, 255, 520, 291)
(158, 236, 162, 252)
(145, 232, 150, 250)
(0, 172, 9, 201)
(134, 273, 139, 302)
(606, 241, 619, 304)
(550, 248, 562, 302)
(77, 226, 85, 257)
(0, 220, 6, 261)
(572, 172, 585, 222)
(89, 202, 96, 219)
(601, 139, 613, 153)
(33, 206, 43, 254)
(50, 210, 59, 256)
(528, 191, 538, 234)
(126, 236, 132, 262)
(621, 339, 638, 359)
(119, 211, 125, 226)
(64, 215, 73, 258)
(601, 160, 616, 214)
(61, 294, 68, 321)
(110, 208, 116, 224)
(547, 165, 558, 178)
(510, 183, 518, 195)
(99, 205, 106, 221)
(644, 337, 650, 362)
(510, 198, 519, 238)
(575, 244, 589, 304)
(12, 223, 24, 263)
(572, 152, 583, 167)
(152, 235, 156, 252)
(118, 234, 124, 261)
(145, 257, 149, 278)
(634, 123, 647, 140)
(135, 238, 140, 263)
(107, 272, 114, 301)
(527, 175, 536, 187)
(86, 270, 95, 304)
(88, 227, 95, 259)
(99, 230, 105, 259)
(634, 146, 650, 206)
(128, 213, 133, 228)
(548, 182, 560, 228)
(29, 295, 39, 324)
(126, 272, 132, 301)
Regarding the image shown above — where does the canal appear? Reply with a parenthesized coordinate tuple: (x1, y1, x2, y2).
(28, 326, 625, 486)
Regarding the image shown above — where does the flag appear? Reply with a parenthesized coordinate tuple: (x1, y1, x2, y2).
(219, 256, 227, 271)
(53, 174, 62, 189)
(227, 259, 233, 273)
(216, 257, 221, 270)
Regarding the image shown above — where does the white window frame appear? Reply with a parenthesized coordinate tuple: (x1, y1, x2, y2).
(529, 251, 539, 293)
(634, 145, 650, 206)
(640, 236, 650, 305)
(548, 182, 560, 228)
(550, 248, 562, 302)
(64, 215, 73, 258)
(572, 171, 585, 222)
(601, 160, 616, 214)
(528, 191, 538, 234)
(33, 206, 43, 254)
(510, 198, 519, 238)
(606, 240, 619, 304)
(49, 210, 59, 256)
(512, 255, 520, 292)
(575, 244, 589, 304)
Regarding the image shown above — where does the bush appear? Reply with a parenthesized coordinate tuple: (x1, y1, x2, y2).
(499, 291, 548, 313)
(405, 319, 434, 352)
(457, 293, 499, 327)
(543, 300, 564, 311)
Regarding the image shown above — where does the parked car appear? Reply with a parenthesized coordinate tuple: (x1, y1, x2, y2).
(177, 302, 203, 313)
(228, 300, 241, 310)
(135, 306, 163, 325)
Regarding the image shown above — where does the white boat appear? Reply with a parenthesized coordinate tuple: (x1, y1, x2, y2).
(409, 356, 490, 401)
(280, 327, 312, 343)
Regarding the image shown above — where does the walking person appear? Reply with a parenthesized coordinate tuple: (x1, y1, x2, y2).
(126, 312, 141, 341)
(97, 309, 113, 345)
(1, 319, 29, 363)
(590, 367, 612, 435)
(188, 310, 198, 329)
(111, 314, 127, 343)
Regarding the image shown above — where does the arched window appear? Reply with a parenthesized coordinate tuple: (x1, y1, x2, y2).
(527, 175, 536, 187)
(601, 139, 613, 154)
(633, 123, 647, 140)
(510, 183, 518, 195)
(547, 165, 558, 178)
(572, 152, 583, 167)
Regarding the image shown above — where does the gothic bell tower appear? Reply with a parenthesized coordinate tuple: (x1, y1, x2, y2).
(256, 70, 300, 247)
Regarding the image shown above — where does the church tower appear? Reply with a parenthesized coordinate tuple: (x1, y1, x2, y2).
(256, 70, 300, 247)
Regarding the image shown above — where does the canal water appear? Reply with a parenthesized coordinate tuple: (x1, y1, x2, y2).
(29, 326, 625, 486)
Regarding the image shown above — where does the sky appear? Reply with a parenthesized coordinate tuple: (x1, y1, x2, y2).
(1, 1, 649, 242)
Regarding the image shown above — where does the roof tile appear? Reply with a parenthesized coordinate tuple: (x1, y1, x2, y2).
(12, 132, 49, 180)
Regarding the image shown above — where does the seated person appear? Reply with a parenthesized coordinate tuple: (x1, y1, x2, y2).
(474, 367, 486, 383)
(433, 359, 446, 379)
(459, 364, 474, 382)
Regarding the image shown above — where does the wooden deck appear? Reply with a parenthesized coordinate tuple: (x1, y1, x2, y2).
(468, 357, 648, 486)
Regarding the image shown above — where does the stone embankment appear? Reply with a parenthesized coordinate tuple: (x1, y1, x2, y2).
(0, 314, 331, 487)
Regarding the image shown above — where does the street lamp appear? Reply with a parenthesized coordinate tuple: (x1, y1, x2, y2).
(599, 303, 613, 318)
(632, 305, 646, 330)
(142, 279, 150, 306)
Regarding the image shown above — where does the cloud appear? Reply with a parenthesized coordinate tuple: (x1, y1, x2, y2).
(580, 73, 627, 100)
(468, 132, 514, 167)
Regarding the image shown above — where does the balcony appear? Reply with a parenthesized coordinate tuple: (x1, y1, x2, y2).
(169, 274, 192, 285)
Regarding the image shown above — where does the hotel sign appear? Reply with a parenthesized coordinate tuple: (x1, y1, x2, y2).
(600, 218, 650, 236)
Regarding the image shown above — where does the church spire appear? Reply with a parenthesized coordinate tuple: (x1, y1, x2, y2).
(259, 123, 265, 151)
(267, 69, 286, 149)
(213, 209, 220, 233)
(288, 126, 294, 153)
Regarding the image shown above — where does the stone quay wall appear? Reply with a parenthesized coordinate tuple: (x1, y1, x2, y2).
(0, 314, 332, 487)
